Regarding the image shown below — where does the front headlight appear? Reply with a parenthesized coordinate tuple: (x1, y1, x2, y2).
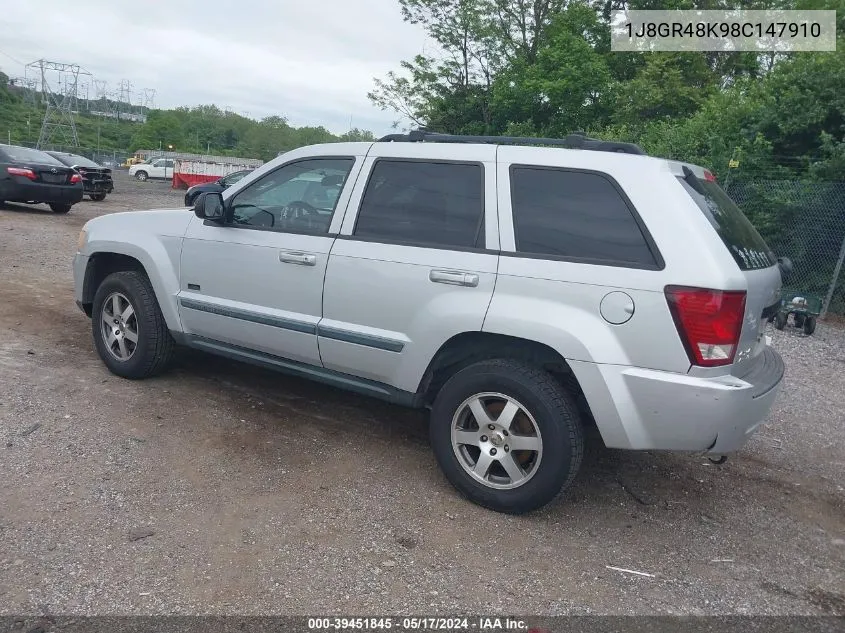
(77, 229, 88, 251)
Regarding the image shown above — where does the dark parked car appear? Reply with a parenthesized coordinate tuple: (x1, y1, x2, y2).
(47, 151, 114, 201)
(184, 169, 253, 206)
(0, 144, 83, 214)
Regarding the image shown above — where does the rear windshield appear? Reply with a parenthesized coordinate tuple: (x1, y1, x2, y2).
(678, 175, 775, 270)
(53, 153, 101, 168)
(0, 145, 64, 166)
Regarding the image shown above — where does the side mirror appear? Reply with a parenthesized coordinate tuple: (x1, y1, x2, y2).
(777, 256, 793, 281)
(194, 192, 225, 222)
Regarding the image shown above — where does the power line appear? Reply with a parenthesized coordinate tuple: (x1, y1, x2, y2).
(0, 48, 25, 67)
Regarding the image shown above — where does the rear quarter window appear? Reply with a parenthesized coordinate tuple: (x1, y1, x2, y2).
(677, 176, 775, 271)
(509, 166, 661, 268)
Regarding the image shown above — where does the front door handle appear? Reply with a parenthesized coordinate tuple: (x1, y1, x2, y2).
(279, 250, 317, 266)
(429, 269, 479, 287)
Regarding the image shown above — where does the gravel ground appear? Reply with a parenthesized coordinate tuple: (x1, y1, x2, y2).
(0, 171, 843, 616)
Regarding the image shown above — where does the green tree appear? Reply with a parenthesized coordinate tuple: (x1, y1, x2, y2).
(491, 2, 611, 136)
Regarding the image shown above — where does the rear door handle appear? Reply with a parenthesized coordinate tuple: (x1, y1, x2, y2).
(429, 270, 479, 287)
(279, 250, 317, 266)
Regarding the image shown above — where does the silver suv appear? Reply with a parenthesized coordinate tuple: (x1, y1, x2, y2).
(73, 131, 786, 514)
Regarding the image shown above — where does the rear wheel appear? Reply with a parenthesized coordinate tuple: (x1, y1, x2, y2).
(803, 316, 817, 335)
(89, 193, 107, 201)
(774, 312, 787, 330)
(49, 203, 72, 214)
(429, 359, 584, 514)
(92, 271, 174, 378)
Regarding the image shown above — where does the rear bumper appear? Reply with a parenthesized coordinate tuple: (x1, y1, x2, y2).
(0, 181, 83, 204)
(581, 347, 784, 453)
(83, 179, 114, 194)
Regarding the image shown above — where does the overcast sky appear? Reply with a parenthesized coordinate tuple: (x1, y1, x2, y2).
(0, 0, 430, 135)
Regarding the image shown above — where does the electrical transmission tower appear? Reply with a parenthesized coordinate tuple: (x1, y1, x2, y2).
(142, 88, 156, 111)
(117, 79, 133, 121)
(26, 60, 92, 149)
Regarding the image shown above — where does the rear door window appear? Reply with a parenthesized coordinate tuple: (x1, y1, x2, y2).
(677, 174, 775, 270)
(509, 166, 659, 268)
(354, 160, 485, 249)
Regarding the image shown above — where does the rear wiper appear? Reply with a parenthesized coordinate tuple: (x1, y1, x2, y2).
(682, 166, 706, 196)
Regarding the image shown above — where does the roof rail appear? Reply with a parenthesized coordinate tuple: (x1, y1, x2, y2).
(376, 129, 646, 155)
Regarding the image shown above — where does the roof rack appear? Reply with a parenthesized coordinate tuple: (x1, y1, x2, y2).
(377, 129, 646, 155)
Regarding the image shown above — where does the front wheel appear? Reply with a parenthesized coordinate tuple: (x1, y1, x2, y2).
(49, 203, 72, 214)
(430, 359, 584, 514)
(89, 193, 107, 201)
(92, 271, 175, 379)
(774, 312, 787, 330)
(135, 171, 148, 181)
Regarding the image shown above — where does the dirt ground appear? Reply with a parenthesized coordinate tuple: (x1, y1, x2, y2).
(0, 171, 843, 616)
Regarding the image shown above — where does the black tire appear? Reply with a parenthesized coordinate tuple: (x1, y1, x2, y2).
(803, 316, 817, 335)
(430, 359, 584, 514)
(91, 271, 174, 379)
(89, 193, 107, 201)
(49, 203, 72, 214)
(774, 312, 787, 330)
(135, 171, 148, 182)
(794, 314, 805, 328)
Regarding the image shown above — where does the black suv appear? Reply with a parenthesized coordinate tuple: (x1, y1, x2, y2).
(47, 152, 114, 201)
(0, 144, 83, 214)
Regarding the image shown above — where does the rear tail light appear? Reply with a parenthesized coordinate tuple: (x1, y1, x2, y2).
(665, 286, 746, 367)
(70, 173, 82, 184)
(7, 167, 36, 180)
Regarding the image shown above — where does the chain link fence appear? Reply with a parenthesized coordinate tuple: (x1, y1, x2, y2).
(725, 180, 845, 317)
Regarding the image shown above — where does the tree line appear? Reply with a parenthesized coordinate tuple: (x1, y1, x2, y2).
(0, 74, 374, 161)
(368, 0, 845, 181)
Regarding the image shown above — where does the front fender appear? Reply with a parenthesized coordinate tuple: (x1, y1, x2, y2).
(83, 236, 184, 332)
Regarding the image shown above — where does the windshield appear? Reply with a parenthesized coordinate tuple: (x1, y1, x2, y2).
(678, 175, 776, 271)
(52, 153, 101, 169)
(0, 145, 65, 166)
